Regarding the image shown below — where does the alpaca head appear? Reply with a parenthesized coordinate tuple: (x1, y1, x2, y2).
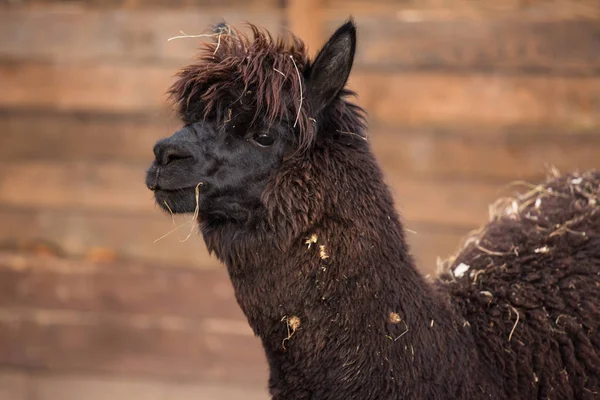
(146, 20, 365, 232)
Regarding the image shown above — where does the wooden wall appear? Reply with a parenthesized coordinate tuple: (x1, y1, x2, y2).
(0, 0, 599, 398)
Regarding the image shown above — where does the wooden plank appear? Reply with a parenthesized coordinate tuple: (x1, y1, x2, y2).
(0, 111, 177, 164)
(347, 72, 600, 128)
(0, 307, 267, 384)
(386, 174, 503, 228)
(0, 370, 269, 400)
(30, 374, 269, 400)
(369, 127, 600, 180)
(0, 161, 153, 213)
(4, 61, 600, 127)
(0, 252, 242, 320)
(0, 8, 284, 64)
(0, 61, 171, 113)
(6, 0, 279, 9)
(286, 0, 324, 57)
(2, 111, 598, 179)
(0, 160, 510, 226)
(327, 17, 600, 73)
(405, 226, 467, 275)
(0, 207, 218, 269)
(0, 371, 27, 400)
(324, 0, 600, 19)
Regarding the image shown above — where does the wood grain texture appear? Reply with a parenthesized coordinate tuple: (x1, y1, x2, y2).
(0, 370, 269, 400)
(2, 0, 598, 395)
(324, 0, 600, 19)
(0, 61, 171, 113)
(406, 227, 467, 274)
(369, 126, 600, 180)
(0, 111, 176, 164)
(286, 0, 324, 57)
(0, 206, 217, 269)
(0, 372, 27, 400)
(0, 307, 267, 384)
(0, 252, 241, 319)
(5, 0, 279, 9)
(348, 72, 600, 128)
(0, 8, 284, 64)
(327, 17, 600, 73)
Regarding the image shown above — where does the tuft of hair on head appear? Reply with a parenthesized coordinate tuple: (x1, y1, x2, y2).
(168, 18, 366, 153)
(168, 23, 307, 129)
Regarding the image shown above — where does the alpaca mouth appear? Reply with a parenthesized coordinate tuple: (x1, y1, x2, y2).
(153, 184, 204, 214)
(155, 185, 198, 193)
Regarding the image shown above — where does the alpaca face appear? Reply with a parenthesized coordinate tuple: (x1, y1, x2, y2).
(145, 110, 291, 222)
(146, 21, 360, 227)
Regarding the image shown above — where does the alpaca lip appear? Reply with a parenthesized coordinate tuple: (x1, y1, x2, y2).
(153, 184, 203, 214)
(147, 166, 161, 191)
(155, 185, 201, 193)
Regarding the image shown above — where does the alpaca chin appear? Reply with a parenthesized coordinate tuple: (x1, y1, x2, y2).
(153, 187, 200, 215)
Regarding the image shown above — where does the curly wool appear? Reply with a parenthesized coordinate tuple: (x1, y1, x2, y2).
(439, 170, 600, 399)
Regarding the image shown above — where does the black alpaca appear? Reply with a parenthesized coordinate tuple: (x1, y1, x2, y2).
(145, 20, 600, 399)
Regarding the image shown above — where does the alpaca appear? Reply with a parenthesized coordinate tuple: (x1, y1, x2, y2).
(145, 20, 600, 399)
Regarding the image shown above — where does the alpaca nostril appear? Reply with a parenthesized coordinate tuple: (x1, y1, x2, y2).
(163, 149, 191, 166)
(155, 144, 193, 167)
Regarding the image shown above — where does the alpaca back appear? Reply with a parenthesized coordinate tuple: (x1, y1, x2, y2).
(439, 170, 600, 399)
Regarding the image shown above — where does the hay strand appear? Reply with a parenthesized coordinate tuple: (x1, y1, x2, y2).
(289, 55, 303, 128)
(508, 305, 520, 342)
(153, 182, 203, 243)
(281, 315, 301, 350)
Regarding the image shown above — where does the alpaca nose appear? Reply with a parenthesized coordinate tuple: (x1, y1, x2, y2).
(153, 140, 193, 167)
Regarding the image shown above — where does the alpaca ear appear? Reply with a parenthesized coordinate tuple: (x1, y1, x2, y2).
(305, 19, 357, 116)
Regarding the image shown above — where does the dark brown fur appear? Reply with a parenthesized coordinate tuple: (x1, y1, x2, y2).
(439, 170, 600, 399)
(149, 21, 600, 399)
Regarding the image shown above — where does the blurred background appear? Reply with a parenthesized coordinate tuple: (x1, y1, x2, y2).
(0, 0, 599, 398)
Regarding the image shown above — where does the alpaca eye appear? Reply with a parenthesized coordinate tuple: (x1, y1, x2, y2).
(253, 133, 275, 147)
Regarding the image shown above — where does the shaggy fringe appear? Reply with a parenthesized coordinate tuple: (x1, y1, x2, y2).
(168, 23, 367, 153)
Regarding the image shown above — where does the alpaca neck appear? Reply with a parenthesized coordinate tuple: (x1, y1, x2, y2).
(224, 204, 484, 397)
(204, 146, 495, 398)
